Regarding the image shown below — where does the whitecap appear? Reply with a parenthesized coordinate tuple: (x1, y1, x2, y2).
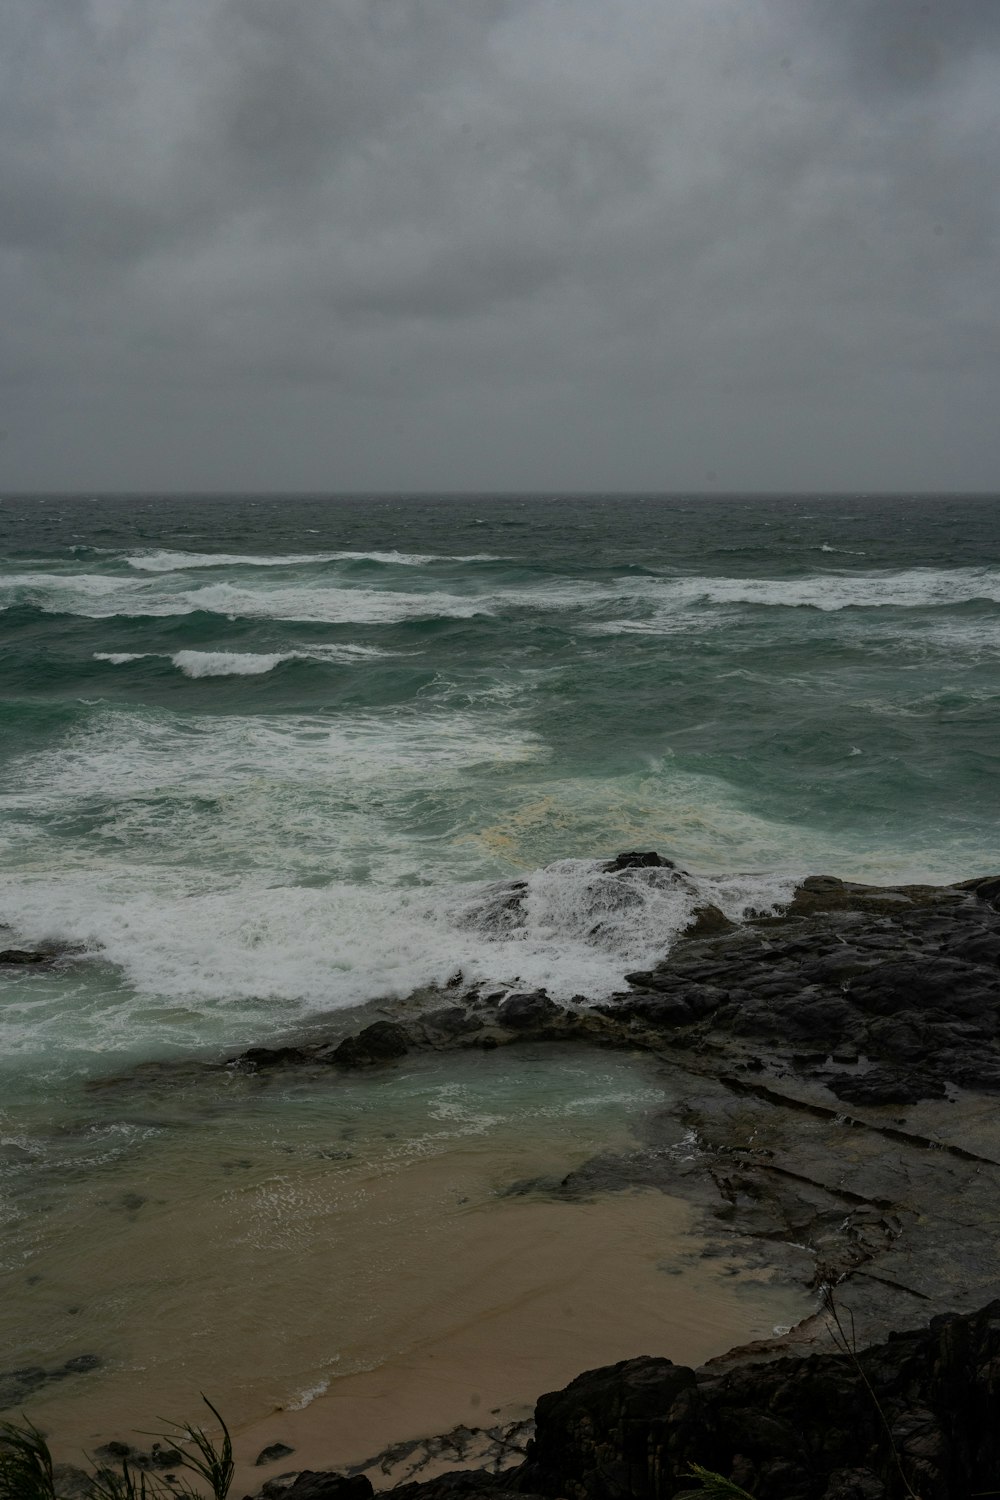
(171, 650, 291, 678)
(4, 574, 494, 624)
(93, 643, 406, 676)
(126, 549, 502, 572)
(663, 567, 1000, 611)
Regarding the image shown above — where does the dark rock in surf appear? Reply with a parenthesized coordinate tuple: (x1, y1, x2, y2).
(0, 948, 51, 965)
(420, 1007, 484, 1041)
(601, 851, 679, 873)
(497, 992, 563, 1030)
(682, 902, 736, 938)
(93, 1441, 135, 1463)
(241, 1045, 311, 1070)
(0, 1352, 102, 1410)
(328, 1021, 410, 1069)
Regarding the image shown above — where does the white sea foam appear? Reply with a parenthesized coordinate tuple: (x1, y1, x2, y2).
(128, 550, 345, 572)
(583, 567, 1000, 634)
(170, 581, 492, 625)
(5, 705, 543, 812)
(171, 650, 291, 677)
(2, 572, 494, 623)
(662, 567, 1000, 611)
(0, 857, 796, 1055)
(93, 643, 399, 676)
(287, 1378, 332, 1411)
(327, 550, 501, 566)
(126, 549, 502, 572)
(11, 564, 1000, 627)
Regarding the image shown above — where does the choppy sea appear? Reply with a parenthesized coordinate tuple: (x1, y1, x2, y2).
(1, 493, 998, 1437)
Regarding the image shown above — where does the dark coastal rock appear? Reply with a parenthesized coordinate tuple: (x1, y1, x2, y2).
(827, 1069, 946, 1107)
(514, 1299, 1000, 1500)
(93, 1441, 132, 1461)
(683, 903, 736, 938)
(497, 992, 564, 1030)
(391, 1481, 534, 1500)
(605, 873, 1000, 1104)
(420, 1007, 485, 1040)
(601, 851, 679, 873)
(0, 948, 51, 965)
(53, 1465, 96, 1500)
(959, 873, 1000, 909)
(328, 1021, 410, 1069)
(280, 1473, 374, 1499)
(91, 1439, 184, 1472)
(257, 1442, 296, 1465)
(242, 1046, 311, 1069)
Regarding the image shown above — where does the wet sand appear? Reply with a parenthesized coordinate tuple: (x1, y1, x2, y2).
(20, 1050, 811, 1489)
(230, 1188, 812, 1494)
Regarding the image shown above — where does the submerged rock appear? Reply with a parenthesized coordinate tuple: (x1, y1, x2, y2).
(0, 1351, 101, 1410)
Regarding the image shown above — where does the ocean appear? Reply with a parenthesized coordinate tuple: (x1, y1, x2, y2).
(2, 492, 998, 1450)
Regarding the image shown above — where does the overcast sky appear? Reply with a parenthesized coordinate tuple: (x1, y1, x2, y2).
(2, 0, 998, 493)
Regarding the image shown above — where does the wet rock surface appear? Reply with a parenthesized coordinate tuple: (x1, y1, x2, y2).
(614, 873, 1000, 1103)
(0, 948, 53, 965)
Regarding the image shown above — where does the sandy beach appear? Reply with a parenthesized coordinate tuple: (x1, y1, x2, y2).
(228, 1188, 810, 1494)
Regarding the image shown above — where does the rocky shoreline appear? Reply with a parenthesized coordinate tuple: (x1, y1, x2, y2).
(9, 857, 1000, 1499)
(225, 857, 1000, 1500)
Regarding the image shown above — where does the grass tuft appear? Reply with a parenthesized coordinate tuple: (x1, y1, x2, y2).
(87, 1459, 161, 1500)
(152, 1397, 233, 1500)
(673, 1461, 757, 1500)
(1, 1396, 233, 1500)
(0, 1416, 57, 1500)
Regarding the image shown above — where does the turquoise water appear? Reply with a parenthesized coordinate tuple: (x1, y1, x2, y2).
(2, 494, 999, 1079)
(2, 492, 996, 1430)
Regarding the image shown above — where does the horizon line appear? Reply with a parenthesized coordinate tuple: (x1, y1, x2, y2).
(4, 489, 1000, 501)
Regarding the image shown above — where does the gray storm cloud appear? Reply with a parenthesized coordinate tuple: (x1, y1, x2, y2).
(1, 0, 997, 492)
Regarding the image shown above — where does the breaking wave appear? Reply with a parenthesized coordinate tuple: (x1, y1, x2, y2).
(93, 644, 395, 676)
(126, 549, 503, 572)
